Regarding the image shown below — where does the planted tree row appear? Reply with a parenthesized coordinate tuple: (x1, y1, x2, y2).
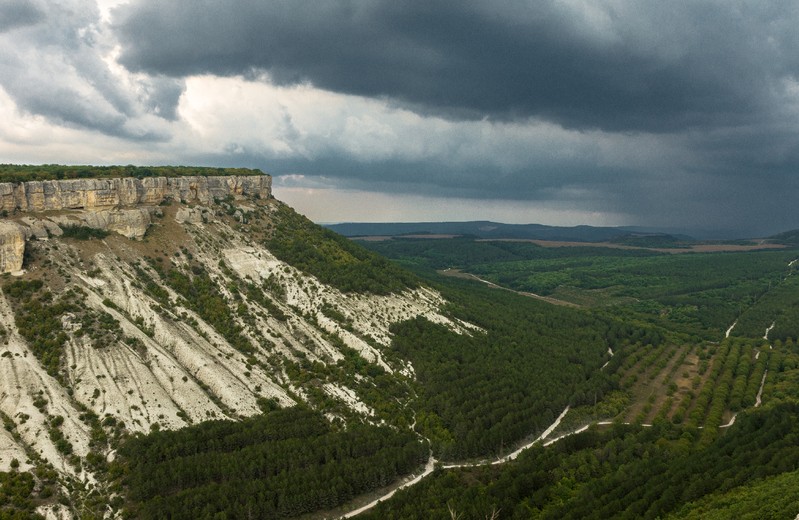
(697, 342, 743, 445)
(683, 343, 729, 428)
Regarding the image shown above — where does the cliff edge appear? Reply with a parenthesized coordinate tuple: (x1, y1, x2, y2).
(0, 174, 271, 273)
(0, 174, 271, 212)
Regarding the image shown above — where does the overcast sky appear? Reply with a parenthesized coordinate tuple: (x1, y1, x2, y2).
(1, 1, 798, 236)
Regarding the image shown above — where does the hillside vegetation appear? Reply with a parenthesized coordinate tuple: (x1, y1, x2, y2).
(117, 407, 426, 519)
(0, 164, 263, 182)
(262, 204, 419, 294)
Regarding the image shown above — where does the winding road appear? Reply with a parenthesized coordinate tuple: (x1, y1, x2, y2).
(726, 320, 737, 338)
(338, 283, 781, 517)
(764, 322, 775, 340)
(438, 268, 579, 307)
(336, 336, 618, 517)
(340, 406, 571, 518)
(342, 456, 437, 518)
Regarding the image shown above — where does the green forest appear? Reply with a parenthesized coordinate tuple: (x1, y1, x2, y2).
(115, 407, 427, 519)
(361, 402, 799, 519)
(391, 280, 629, 460)
(363, 237, 797, 338)
(0, 164, 263, 182)
(346, 235, 799, 518)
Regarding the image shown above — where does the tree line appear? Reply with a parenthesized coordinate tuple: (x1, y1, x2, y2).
(0, 164, 262, 183)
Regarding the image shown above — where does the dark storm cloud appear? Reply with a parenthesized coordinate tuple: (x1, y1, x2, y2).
(184, 137, 799, 237)
(189, 142, 636, 208)
(2, 0, 795, 236)
(139, 76, 185, 121)
(116, 0, 799, 132)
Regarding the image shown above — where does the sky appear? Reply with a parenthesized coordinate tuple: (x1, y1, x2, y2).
(1, 1, 798, 236)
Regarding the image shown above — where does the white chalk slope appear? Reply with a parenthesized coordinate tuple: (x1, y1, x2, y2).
(0, 197, 472, 501)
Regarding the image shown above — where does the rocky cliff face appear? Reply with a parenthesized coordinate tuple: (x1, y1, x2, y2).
(0, 175, 271, 212)
(0, 175, 271, 273)
(0, 222, 25, 273)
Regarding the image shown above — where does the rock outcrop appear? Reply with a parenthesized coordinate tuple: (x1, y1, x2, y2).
(175, 206, 209, 225)
(51, 208, 154, 239)
(0, 175, 271, 213)
(0, 222, 26, 273)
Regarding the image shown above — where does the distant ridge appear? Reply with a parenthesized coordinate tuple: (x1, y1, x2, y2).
(769, 228, 799, 246)
(325, 221, 695, 243)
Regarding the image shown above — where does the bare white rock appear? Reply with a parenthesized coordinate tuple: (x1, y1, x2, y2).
(0, 221, 26, 273)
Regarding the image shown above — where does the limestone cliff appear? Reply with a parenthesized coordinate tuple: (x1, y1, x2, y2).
(0, 174, 271, 212)
(0, 174, 271, 272)
(0, 222, 25, 273)
(51, 208, 154, 239)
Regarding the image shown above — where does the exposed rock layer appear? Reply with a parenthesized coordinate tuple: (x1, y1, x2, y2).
(0, 222, 25, 273)
(0, 175, 271, 212)
(0, 194, 468, 483)
(0, 175, 272, 272)
(51, 208, 154, 239)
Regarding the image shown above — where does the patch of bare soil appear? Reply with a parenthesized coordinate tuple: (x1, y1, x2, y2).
(110, 203, 192, 272)
(622, 345, 684, 423)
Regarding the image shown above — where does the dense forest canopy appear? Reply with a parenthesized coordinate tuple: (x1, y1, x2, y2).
(115, 408, 427, 519)
(362, 402, 799, 519)
(350, 234, 799, 518)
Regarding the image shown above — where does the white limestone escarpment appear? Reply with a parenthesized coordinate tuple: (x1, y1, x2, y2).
(0, 174, 272, 272)
(0, 221, 26, 273)
(0, 170, 486, 519)
(0, 175, 272, 212)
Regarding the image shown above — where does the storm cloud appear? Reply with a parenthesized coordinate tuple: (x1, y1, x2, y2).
(116, 1, 799, 132)
(1, 1, 799, 236)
